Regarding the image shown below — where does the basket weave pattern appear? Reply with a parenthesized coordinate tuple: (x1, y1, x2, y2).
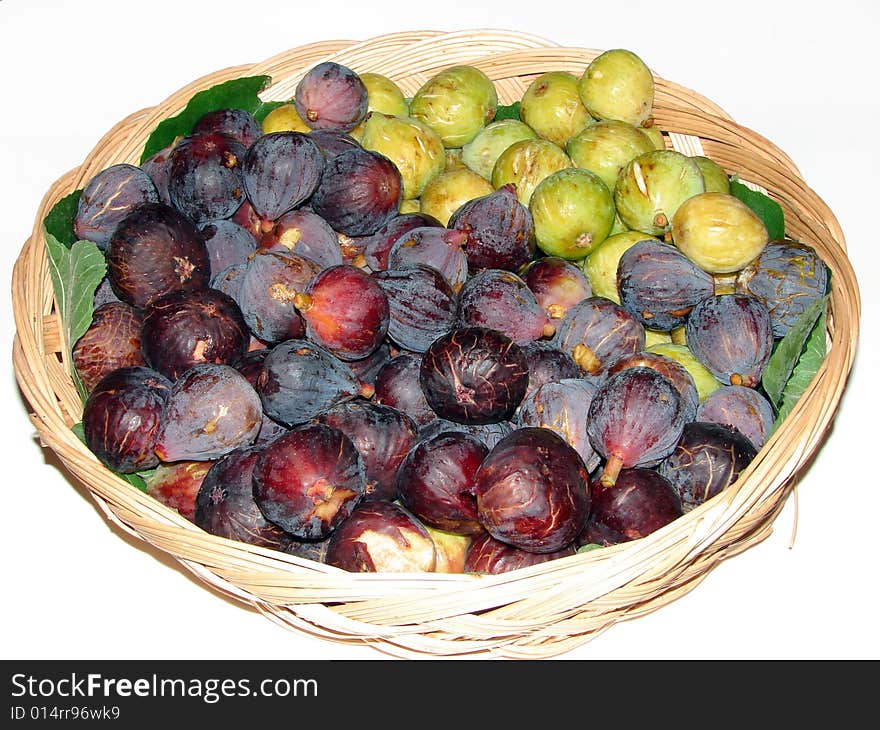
(11, 31, 860, 659)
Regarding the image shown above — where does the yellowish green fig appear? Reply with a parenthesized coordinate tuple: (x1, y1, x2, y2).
(419, 168, 494, 226)
(461, 119, 538, 179)
(566, 119, 654, 192)
(520, 71, 593, 147)
(491, 138, 573, 206)
(578, 49, 655, 127)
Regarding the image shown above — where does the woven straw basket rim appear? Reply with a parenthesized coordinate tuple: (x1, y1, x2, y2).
(11, 29, 861, 659)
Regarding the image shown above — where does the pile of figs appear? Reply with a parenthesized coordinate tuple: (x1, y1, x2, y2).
(70, 50, 830, 574)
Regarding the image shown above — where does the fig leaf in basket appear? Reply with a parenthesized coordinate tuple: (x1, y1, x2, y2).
(44, 233, 107, 399)
(140, 75, 282, 163)
(71, 422, 155, 492)
(762, 294, 828, 410)
(44, 190, 82, 249)
(729, 178, 785, 241)
(769, 306, 828, 434)
(493, 101, 522, 122)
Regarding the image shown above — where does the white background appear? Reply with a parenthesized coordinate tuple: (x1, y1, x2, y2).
(1, 0, 877, 661)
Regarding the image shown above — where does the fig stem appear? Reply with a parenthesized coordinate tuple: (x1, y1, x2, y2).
(293, 292, 313, 311)
(600, 455, 624, 488)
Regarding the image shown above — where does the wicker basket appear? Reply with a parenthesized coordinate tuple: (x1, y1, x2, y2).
(11, 30, 861, 659)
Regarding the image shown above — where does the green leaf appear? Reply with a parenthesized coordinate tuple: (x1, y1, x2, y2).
(729, 178, 785, 241)
(493, 101, 521, 122)
(44, 190, 82, 249)
(761, 295, 828, 408)
(44, 233, 107, 399)
(140, 75, 274, 162)
(577, 544, 604, 553)
(771, 308, 828, 433)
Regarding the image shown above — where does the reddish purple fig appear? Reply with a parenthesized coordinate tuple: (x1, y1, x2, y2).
(294, 264, 390, 361)
(310, 148, 403, 237)
(585, 468, 683, 543)
(396, 430, 488, 535)
(521, 256, 592, 321)
(192, 108, 263, 148)
(140, 288, 250, 381)
(316, 400, 419, 502)
(474, 427, 590, 553)
(695, 384, 775, 450)
(387, 226, 470, 291)
(455, 268, 555, 344)
(252, 423, 366, 540)
(465, 531, 576, 574)
(448, 183, 536, 272)
(82, 366, 172, 474)
(294, 61, 369, 133)
(587, 367, 686, 487)
(325, 501, 437, 573)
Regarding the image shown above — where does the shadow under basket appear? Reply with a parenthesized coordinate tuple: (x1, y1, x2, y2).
(11, 30, 861, 659)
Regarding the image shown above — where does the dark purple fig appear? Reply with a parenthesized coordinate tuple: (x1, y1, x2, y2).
(281, 536, 331, 563)
(106, 202, 211, 308)
(73, 301, 145, 392)
(685, 294, 773, 387)
(325, 500, 436, 572)
(241, 132, 325, 223)
(211, 262, 248, 301)
(607, 351, 699, 423)
(455, 268, 555, 344)
(465, 531, 576, 574)
(585, 468, 683, 542)
(695, 384, 775, 450)
(235, 251, 321, 344)
(373, 264, 457, 352)
(194, 445, 293, 549)
(256, 339, 371, 426)
(396, 430, 488, 535)
(307, 129, 363, 159)
(146, 460, 214, 522)
(448, 183, 536, 272)
(93, 276, 122, 308)
(658, 421, 758, 511)
(316, 400, 419, 502)
(617, 239, 716, 331)
(347, 341, 393, 388)
(82, 366, 172, 473)
(552, 296, 646, 383)
(387, 226, 469, 290)
(374, 353, 436, 426)
(74, 163, 159, 248)
(168, 132, 247, 224)
(735, 239, 829, 337)
(140, 144, 174, 206)
(420, 327, 529, 424)
(474, 426, 590, 553)
(360, 212, 443, 272)
(140, 288, 250, 382)
(258, 208, 343, 269)
(192, 108, 263, 148)
(587, 366, 686, 487)
(232, 349, 288, 444)
(310, 148, 403, 236)
(521, 255, 592, 321)
(518, 340, 582, 396)
(294, 61, 369, 133)
(252, 423, 366, 540)
(200, 219, 257, 278)
(289, 264, 389, 360)
(417, 418, 515, 451)
(515, 378, 601, 472)
(153, 363, 262, 462)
